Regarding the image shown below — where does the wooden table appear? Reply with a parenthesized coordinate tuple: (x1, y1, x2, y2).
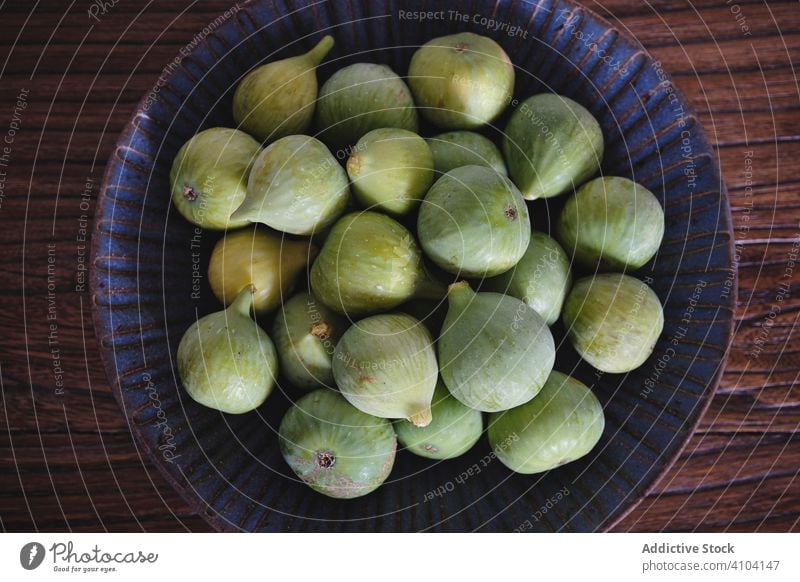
(0, 0, 797, 532)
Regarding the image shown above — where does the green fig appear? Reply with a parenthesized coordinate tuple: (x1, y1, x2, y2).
(311, 211, 444, 316)
(418, 165, 530, 277)
(316, 63, 418, 146)
(503, 93, 604, 200)
(427, 130, 507, 176)
(484, 231, 572, 326)
(488, 371, 605, 474)
(208, 226, 317, 316)
(439, 281, 555, 413)
(332, 313, 437, 427)
(556, 176, 665, 270)
(408, 32, 514, 130)
(170, 127, 261, 230)
(279, 389, 396, 499)
(271, 292, 346, 390)
(231, 135, 350, 235)
(233, 36, 334, 142)
(177, 287, 278, 414)
(563, 273, 664, 373)
(346, 128, 434, 217)
(394, 380, 483, 460)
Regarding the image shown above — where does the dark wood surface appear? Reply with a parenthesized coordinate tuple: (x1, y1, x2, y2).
(0, 0, 798, 532)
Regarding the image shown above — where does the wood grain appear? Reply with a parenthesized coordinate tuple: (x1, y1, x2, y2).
(0, 0, 798, 532)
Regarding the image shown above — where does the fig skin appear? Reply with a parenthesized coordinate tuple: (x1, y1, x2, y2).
(231, 135, 350, 236)
(332, 313, 437, 427)
(279, 389, 397, 499)
(316, 63, 418, 147)
(394, 380, 483, 460)
(233, 36, 334, 142)
(271, 292, 347, 390)
(439, 281, 555, 413)
(177, 287, 278, 414)
(556, 176, 665, 270)
(347, 128, 434, 217)
(408, 32, 514, 130)
(503, 93, 604, 200)
(563, 273, 664, 374)
(170, 127, 261, 230)
(417, 165, 530, 277)
(208, 226, 317, 316)
(488, 371, 605, 474)
(484, 231, 573, 326)
(427, 130, 507, 176)
(310, 211, 444, 317)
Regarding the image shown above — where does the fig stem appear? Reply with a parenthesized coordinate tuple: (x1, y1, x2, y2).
(306, 35, 335, 66)
(447, 281, 471, 293)
(408, 406, 433, 428)
(310, 322, 332, 340)
(446, 281, 474, 309)
(229, 285, 256, 318)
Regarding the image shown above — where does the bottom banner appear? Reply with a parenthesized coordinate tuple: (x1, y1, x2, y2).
(1, 533, 797, 581)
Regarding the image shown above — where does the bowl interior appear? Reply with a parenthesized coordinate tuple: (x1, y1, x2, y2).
(92, 0, 734, 532)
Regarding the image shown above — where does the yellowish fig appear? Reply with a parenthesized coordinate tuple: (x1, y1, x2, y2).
(233, 36, 334, 142)
(208, 226, 317, 316)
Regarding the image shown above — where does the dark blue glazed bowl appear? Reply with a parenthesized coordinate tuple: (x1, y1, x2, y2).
(91, 0, 735, 532)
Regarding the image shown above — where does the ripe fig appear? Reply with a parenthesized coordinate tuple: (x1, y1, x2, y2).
(394, 380, 483, 460)
(503, 93, 604, 200)
(488, 371, 605, 474)
(271, 292, 346, 390)
(427, 130, 507, 176)
(556, 176, 665, 270)
(439, 281, 555, 412)
(311, 211, 444, 316)
(332, 313, 437, 427)
(170, 127, 261, 230)
(417, 165, 530, 277)
(233, 36, 334, 142)
(408, 32, 514, 130)
(346, 128, 434, 217)
(279, 389, 396, 499)
(177, 287, 278, 414)
(316, 63, 418, 147)
(208, 226, 317, 316)
(563, 273, 664, 373)
(484, 231, 572, 326)
(231, 135, 350, 236)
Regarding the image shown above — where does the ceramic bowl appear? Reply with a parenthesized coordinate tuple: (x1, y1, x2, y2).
(91, 0, 735, 531)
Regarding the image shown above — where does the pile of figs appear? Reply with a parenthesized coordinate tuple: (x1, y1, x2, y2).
(171, 32, 665, 499)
